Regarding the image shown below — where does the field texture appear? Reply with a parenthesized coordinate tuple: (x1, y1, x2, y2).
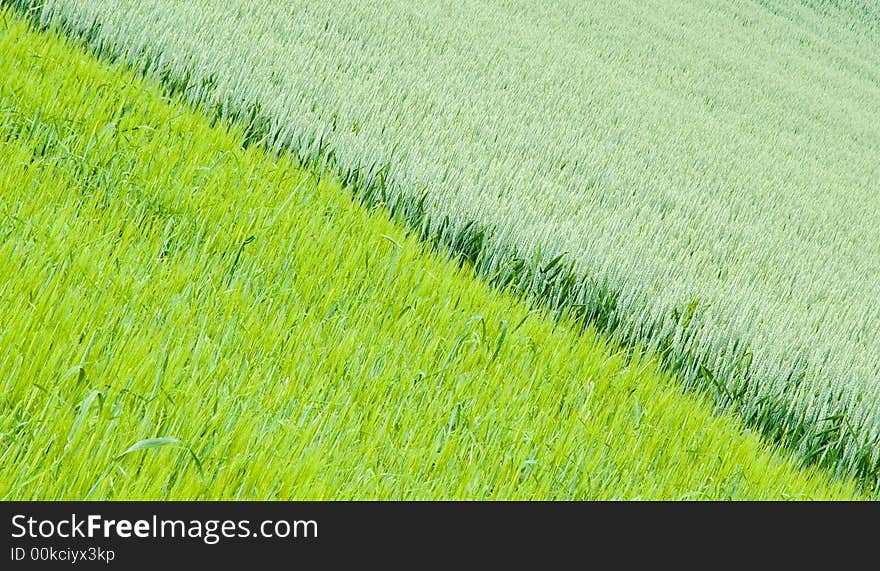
(0, 12, 860, 499)
(14, 0, 880, 489)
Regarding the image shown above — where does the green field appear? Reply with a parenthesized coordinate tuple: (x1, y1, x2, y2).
(0, 12, 860, 499)
(14, 0, 880, 490)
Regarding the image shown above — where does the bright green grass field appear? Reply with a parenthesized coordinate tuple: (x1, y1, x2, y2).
(0, 12, 859, 499)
